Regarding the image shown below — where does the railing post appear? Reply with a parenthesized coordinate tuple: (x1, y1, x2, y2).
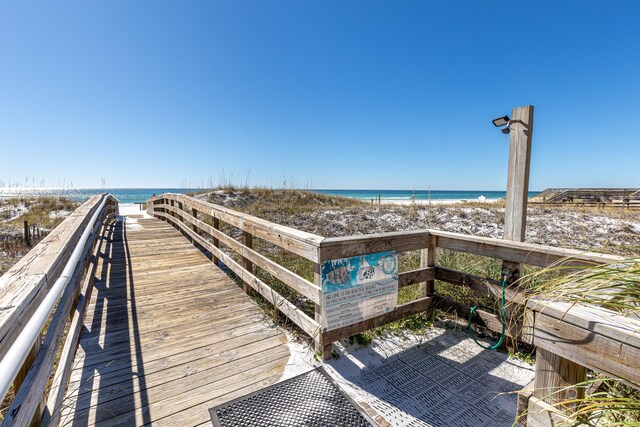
(528, 348, 586, 425)
(191, 208, 199, 234)
(313, 261, 331, 360)
(420, 236, 436, 299)
(12, 333, 43, 426)
(212, 216, 220, 265)
(242, 231, 253, 294)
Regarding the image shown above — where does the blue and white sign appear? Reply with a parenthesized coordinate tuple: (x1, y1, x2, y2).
(321, 251, 398, 331)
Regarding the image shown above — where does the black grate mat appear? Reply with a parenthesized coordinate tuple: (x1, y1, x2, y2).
(209, 367, 375, 427)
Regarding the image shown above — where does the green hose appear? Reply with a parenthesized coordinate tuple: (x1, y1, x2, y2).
(468, 276, 508, 350)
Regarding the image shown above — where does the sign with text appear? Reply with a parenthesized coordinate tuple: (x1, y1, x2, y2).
(321, 251, 398, 331)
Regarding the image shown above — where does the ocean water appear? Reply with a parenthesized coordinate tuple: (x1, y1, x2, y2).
(312, 189, 539, 201)
(0, 188, 201, 204)
(0, 187, 539, 203)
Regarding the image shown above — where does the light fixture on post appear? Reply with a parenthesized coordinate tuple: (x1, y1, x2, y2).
(492, 115, 512, 134)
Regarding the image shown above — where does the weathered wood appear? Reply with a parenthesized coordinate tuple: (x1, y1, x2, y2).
(2, 205, 107, 426)
(517, 380, 534, 426)
(313, 262, 332, 359)
(191, 207, 199, 234)
(12, 337, 40, 401)
(322, 297, 432, 343)
(319, 230, 432, 261)
(435, 266, 506, 299)
(504, 105, 534, 242)
(60, 213, 289, 426)
(435, 296, 522, 340)
(430, 229, 624, 268)
(398, 267, 435, 288)
(23, 219, 30, 246)
(41, 218, 109, 426)
(150, 194, 324, 262)
(504, 109, 534, 352)
(156, 204, 321, 303)
(533, 348, 586, 410)
(532, 309, 640, 386)
(242, 231, 253, 294)
(154, 211, 321, 338)
(212, 216, 221, 265)
(0, 195, 109, 358)
(526, 396, 571, 427)
(419, 238, 436, 297)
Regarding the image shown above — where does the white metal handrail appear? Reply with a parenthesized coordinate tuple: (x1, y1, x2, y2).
(0, 195, 108, 401)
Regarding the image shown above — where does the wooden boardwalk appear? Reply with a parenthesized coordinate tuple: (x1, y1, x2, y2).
(60, 213, 289, 426)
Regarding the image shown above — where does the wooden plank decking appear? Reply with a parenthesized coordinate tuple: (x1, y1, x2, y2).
(60, 214, 289, 426)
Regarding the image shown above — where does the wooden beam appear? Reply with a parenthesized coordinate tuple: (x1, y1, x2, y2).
(319, 230, 432, 261)
(430, 229, 623, 268)
(526, 396, 572, 427)
(42, 219, 107, 426)
(419, 237, 436, 298)
(212, 216, 220, 265)
(242, 231, 253, 294)
(1, 207, 107, 426)
(152, 211, 321, 339)
(166, 194, 324, 262)
(504, 105, 534, 242)
(313, 261, 332, 360)
(532, 310, 640, 386)
(322, 297, 432, 343)
(398, 267, 435, 289)
(533, 348, 586, 411)
(155, 204, 321, 303)
(0, 195, 109, 359)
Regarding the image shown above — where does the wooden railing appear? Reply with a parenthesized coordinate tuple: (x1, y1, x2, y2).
(149, 193, 639, 426)
(0, 194, 118, 425)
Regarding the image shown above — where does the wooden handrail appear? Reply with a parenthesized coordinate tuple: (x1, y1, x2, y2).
(0, 195, 117, 357)
(155, 202, 322, 304)
(150, 208, 321, 338)
(148, 193, 324, 262)
(429, 229, 624, 267)
(0, 194, 118, 425)
(148, 193, 639, 398)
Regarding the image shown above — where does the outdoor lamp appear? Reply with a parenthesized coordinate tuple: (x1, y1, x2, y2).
(492, 115, 512, 134)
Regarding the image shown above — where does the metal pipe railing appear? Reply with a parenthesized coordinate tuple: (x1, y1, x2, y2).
(0, 195, 108, 401)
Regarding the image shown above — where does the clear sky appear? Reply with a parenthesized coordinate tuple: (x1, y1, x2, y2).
(1, 1, 638, 190)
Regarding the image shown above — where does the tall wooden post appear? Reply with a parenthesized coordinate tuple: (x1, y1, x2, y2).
(502, 105, 534, 282)
(501, 105, 534, 354)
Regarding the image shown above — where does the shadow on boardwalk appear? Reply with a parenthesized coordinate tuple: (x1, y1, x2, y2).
(64, 218, 151, 425)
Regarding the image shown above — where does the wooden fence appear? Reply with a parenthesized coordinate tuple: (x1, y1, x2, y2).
(0, 194, 118, 426)
(149, 193, 639, 426)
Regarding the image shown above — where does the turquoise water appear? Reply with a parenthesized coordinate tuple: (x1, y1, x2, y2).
(312, 189, 539, 201)
(0, 187, 539, 203)
(0, 188, 201, 204)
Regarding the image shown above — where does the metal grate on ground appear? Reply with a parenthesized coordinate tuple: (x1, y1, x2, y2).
(325, 332, 535, 427)
(209, 367, 376, 427)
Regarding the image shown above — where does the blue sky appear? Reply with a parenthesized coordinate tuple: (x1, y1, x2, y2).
(1, 1, 638, 190)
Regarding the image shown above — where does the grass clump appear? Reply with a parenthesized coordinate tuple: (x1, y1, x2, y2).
(520, 258, 640, 316)
(516, 258, 640, 426)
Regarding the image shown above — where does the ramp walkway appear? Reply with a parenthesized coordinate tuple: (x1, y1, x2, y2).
(1, 193, 639, 427)
(60, 212, 289, 426)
